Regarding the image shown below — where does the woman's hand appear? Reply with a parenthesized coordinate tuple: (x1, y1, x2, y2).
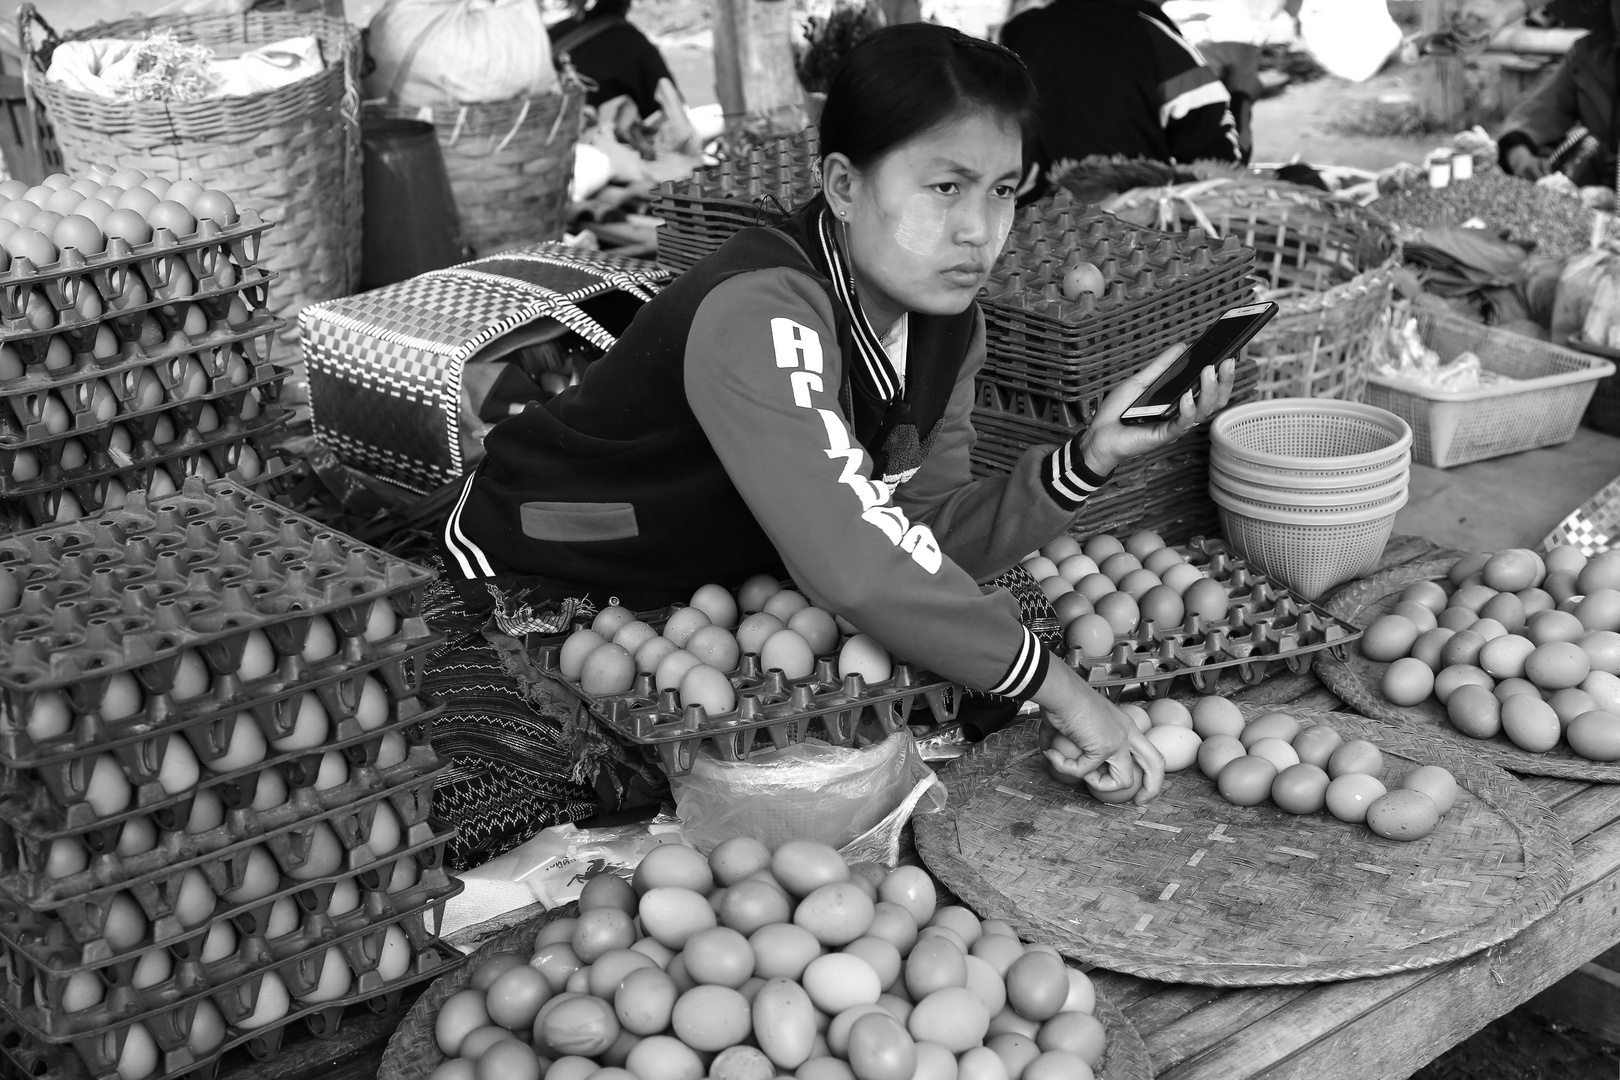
(1077, 345, 1236, 477)
(1034, 665, 1166, 806)
(1506, 145, 1549, 181)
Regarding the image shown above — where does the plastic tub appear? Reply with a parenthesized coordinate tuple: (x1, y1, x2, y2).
(1210, 444, 1411, 492)
(1210, 482, 1407, 600)
(1209, 469, 1408, 514)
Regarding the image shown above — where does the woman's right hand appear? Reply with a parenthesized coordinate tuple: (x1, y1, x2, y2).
(1034, 663, 1165, 805)
(1506, 145, 1549, 180)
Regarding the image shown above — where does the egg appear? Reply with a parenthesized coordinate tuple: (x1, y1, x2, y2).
(1391, 600, 1441, 634)
(1382, 657, 1436, 706)
(1576, 589, 1620, 634)
(683, 625, 741, 673)
(794, 882, 876, 946)
(1549, 688, 1597, 728)
(760, 629, 816, 680)
(1496, 678, 1541, 703)
(1584, 670, 1620, 714)
(103, 891, 147, 950)
(1055, 555, 1099, 586)
(85, 753, 132, 816)
(1136, 585, 1185, 630)
(1064, 614, 1116, 661)
(1144, 725, 1200, 772)
(764, 590, 810, 622)
(1238, 712, 1299, 748)
(1193, 734, 1243, 780)
(671, 985, 751, 1051)
(1116, 569, 1161, 602)
(1438, 630, 1486, 669)
(173, 867, 216, 928)
(436, 989, 492, 1055)
(1399, 580, 1450, 614)
(613, 620, 660, 656)
(1092, 592, 1138, 636)
(1162, 562, 1205, 595)
(192, 189, 238, 225)
(1182, 578, 1229, 623)
(804, 954, 882, 1015)
(1567, 711, 1620, 760)
(1217, 756, 1277, 806)
(1117, 703, 1151, 734)
(678, 664, 736, 716)
(639, 886, 717, 949)
(633, 635, 680, 676)
(1447, 684, 1502, 739)
(46, 836, 88, 880)
(113, 1021, 159, 1080)
(1525, 641, 1591, 690)
(118, 816, 157, 857)
(626, 1035, 703, 1080)
(592, 606, 636, 639)
(1478, 634, 1536, 679)
(1188, 696, 1243, 739)
(1501, 694, 1561, 752)
(1327, 739, 1384, 778)
(1287, 724, 1341, 770)
(838, 634, 893, 684)
(1052, 592, 1093, 626)
(735, 613, 786, 656)
(1037, 576, 1073, 603)
(1579, 631, 1620, 676)
(1023, 557, 1060, 584)
(271, 693, 329, 751)
(157, 735, 201, 795)
(1366, 789, 1440, 842)
(1528, 610, 1586, 645)
(578, 643, 635, 695)
(662, 606, 713, 648)
(1434, 664, 1494, 705)
(652, 649, 702, 693)
(188, 788, 225, 834)
(787, 608, 839, 656)
(1477, 592, 1526, 633)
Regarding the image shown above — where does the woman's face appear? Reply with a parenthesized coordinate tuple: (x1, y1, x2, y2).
(827, 110, 1023, 326)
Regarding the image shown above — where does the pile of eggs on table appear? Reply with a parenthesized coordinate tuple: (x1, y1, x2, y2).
(1019, 531, 1229, 658)
(1045, 696, 1461, 842)
(1364, 546, 1620, 760)
(429, 839, 1107, 1080)
(557, 578, 899, 713)
(0, 167, 239, 278)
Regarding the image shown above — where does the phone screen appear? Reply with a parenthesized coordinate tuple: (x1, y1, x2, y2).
(1121, 302, 1278, 422)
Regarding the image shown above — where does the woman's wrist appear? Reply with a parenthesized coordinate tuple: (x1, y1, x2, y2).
(1075, 434, 1117, 481)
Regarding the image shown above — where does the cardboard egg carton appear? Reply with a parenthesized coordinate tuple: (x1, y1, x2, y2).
(1065, 537, 1362, 699)
(0, 211, 273, 350)
(0, 477, 437, 700)
(0, 933, 456, 1080)
(0, 780, 450, 961)
(3, 855, 460, 1042)
(537, 644, 956, 777)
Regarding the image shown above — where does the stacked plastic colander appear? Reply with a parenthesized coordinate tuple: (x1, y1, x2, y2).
(1208, 399, 1414, 600)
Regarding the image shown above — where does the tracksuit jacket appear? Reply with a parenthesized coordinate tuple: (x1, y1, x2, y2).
(442, 198, 1107, 700)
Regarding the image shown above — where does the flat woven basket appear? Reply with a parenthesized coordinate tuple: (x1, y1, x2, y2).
(368, 78, 585, 258)
(22, 5, 363, 352)
(915, 707, 1571, 986)
(1103, 175, 1399, 402)
(375, 901, 1154, 1080)
(1315, 558, 1620, 781)
(1542, 472, 1620, 555)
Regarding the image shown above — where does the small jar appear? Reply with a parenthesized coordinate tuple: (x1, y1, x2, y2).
(1451, 152, 1474, 181)
(1428, 151, 1452, 189)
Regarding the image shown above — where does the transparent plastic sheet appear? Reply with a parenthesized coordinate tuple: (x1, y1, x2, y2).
(671, 732, 945, 862)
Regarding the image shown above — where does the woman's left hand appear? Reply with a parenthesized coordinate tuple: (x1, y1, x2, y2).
(1077, 345, 1237, 477)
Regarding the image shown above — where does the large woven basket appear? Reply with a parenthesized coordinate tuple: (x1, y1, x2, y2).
(370, 80, 585, 257)
(1103, 175, 1400, 402)
(22, 6, 363, 354)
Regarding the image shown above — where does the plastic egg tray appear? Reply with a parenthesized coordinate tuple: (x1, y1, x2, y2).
(652, 130, 821, 273)
(0, 310, 279, 442)
(0, 940, 458, 1080)
(4, 855, 461, 1041)
(0, 785, 452, 969)
(0, 210, 272, 352)
(1066, 537, 1362, 699)
(0, 476, 437, 701)
(0, 691, 442, 885)
(536, 643, 956, 777)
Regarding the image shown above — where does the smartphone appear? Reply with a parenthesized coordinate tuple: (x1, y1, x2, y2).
(1121, 302, 1279, 424)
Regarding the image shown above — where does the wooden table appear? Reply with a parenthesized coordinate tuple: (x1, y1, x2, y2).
(212, 535, 1620, 1080)
(1088, 534, 1620, 1079)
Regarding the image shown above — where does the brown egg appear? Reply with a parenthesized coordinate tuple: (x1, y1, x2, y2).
(1098, 551, 1140, 584)
(1576, 589, 1620, 634)
(1501, 694, 1560, 752)
(1400, 765, 1459, 814)
(1434, 664, 1494, 705)
(1182, 578, 1229, 623)
(1092, 593, 1139, 636)
(1137, 584, 1184, 630)
(1399, 580, 1450, 615)
(1525, 642, 1591, 690)
(1271, 763, 1331, 814)
(1411, 628, 1455, 671)
(1362, 615, 1419, 662)
(1382, 657, 1436, 706)
(1391, 601, 1440, 634)
(1216, 756, 1277, 806)
(1327, 739, 1384, 778)
(1447, 684, 1501, 739)
(1568, 711, 1620, 761)
(1367, 790, 1440, 841)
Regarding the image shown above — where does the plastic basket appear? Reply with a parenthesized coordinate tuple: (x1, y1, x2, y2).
(1209, 444, 1411, 491)
(1209, 468, 1408, 513)
(1362, 311, 1615, 468)
(1211, 482, 1406, 599)
(1209, 398, 1412, 472)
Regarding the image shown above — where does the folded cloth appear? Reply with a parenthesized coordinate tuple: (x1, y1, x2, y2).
(46, 32, 322, 102)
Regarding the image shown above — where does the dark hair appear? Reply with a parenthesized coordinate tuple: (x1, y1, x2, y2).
(582, 0, 632, 20)
(818, 23, 1037, 171)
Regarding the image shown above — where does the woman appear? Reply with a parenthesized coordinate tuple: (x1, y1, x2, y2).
(425, 23, 1235, 868)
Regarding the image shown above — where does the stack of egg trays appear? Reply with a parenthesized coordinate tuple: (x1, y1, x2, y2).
(979, 191, 1258, 407)
(0, 476, 464, 1078)
(651, 130, 821, 272)
(0, 211, 288, 531)
(1067, 537, 1363, 700)
(534, 628, 956, 777)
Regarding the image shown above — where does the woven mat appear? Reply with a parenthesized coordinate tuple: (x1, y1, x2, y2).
(915, 706, 1571, 986)
(1315, 561, 1620, 782)
(375, 903, 1152, 1080)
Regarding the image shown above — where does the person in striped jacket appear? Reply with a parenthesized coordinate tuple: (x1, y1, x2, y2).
(426, 24, 1234, 867)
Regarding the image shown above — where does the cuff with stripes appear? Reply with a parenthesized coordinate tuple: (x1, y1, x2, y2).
(986, 626, 1052, 702)
(1041, 440, 1110, 511)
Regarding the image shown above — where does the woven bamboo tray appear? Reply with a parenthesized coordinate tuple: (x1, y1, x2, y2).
(376, 901, 1153, 1080)
(915, 706, 1571, 986)
(1314, 559, 1620, 781)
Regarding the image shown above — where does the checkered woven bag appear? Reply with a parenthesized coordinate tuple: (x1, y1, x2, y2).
(1543, 474, 1620, 556)
(301, 244, 670, 493)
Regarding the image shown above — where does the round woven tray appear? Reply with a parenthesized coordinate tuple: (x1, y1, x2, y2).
(375, 902, 1153, 1080)
(1315, 560, 1620, 781)
(915, 706, 1571, 986)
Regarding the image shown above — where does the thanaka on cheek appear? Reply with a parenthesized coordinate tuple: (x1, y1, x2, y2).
(889, 193, 948, 257)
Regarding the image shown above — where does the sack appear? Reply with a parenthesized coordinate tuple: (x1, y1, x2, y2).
(1551, 250, 1617, 346)
(366, 0, 557, 108)
(670, 733, 945, 864)
(1297, 0, 1400, 82)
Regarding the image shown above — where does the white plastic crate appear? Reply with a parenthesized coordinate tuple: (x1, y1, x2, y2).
(1363, 312, 1615, 468)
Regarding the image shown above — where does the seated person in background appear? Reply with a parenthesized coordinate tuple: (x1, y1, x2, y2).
(1000, 0, 1244, 174)
(550, 0, 699, 157)
(1496, 1, 1620, 187)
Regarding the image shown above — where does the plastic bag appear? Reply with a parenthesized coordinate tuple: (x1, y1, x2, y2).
(1551, 251, 1618, 346)
(1297, 0, 1400, 82)
(671, 733, 944, 861)
(365, 0, 557, 108)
